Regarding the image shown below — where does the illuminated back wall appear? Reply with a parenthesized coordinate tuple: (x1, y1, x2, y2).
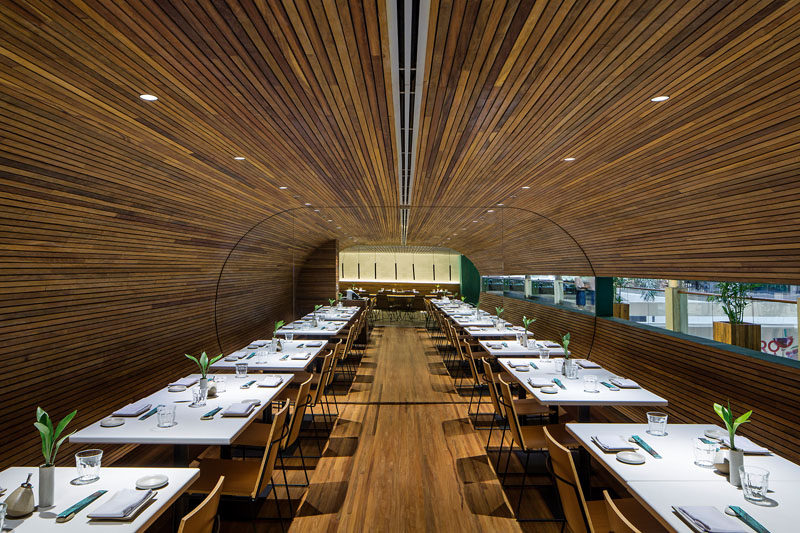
(339, 245, 461, 283)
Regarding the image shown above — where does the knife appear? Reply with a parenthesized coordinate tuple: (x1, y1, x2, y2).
(280, 354, 290, 360)
(630, 435, 661, 459)
(240, 380, 256, 389)
(502, 342, 508, 348)
(139, 404, 163, 420)
(552, 378, 566, 389)
(246, 352, 256, 359)
(297, 343, 304, 348)
(56, 490, 107, 522)
(728, 506, 771, 533)
(529, 361, 538, 370)
(201, 407, 223, 420)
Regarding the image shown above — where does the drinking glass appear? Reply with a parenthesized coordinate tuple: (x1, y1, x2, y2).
(564, 360, 580, 379)
(214, 375, 226, 393)
(235, 362, 248, 378)
(740, 466, 769, 502)
(0, 501, 7, 530)
(157, 404, 177, 425)
(74, 449, 103, 484)
(646, 412, 668, 436)
(583, 375, 599, 393)
(693, 440, 716, 468)
(285, 332, 294, 342)
(191, 387, 207, 408)
(554, 359, 563, 373)
(539, 347, 550, 360)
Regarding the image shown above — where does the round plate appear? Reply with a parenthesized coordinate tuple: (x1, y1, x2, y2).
(540, 386, 558, 394)
(136, 474, 169, 490)
(515, 366, 529, 372)
(168, 385, 186, 393)
(616, 451, 646, 465)
(704, 428, 727, 440)
(100, 417, 125, 428)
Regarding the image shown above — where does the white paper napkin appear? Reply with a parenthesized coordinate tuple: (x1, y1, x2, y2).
(168, 377, 199, 387)
(290, 352, 311, 360)
(610, 377, 640, 389)
(576, 360, 601, 368)
(222, 403, 256, 417)
(720, 435, 770, 454)
(528, 378, 552, 388)
(257, 376, 284, 387)
(591, 434, 637, 452)
(112, 402, 151, 417)
(88, 489, 153, 518)
(306, 341, 323, 347)
(673, 506, 747, 533)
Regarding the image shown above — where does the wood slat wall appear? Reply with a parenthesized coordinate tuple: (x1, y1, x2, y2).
(295, 240, 339, 317)
(481, 292, 800, 464)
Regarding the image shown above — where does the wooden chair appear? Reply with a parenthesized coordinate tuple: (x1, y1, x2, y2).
(190, 403, 289, 532)
(178, 475, 224, 533)
(498, 377, 577, 521)
(604, 490, 641, 533)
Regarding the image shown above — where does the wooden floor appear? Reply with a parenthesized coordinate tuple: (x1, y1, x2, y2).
(289, 325, 523, 532)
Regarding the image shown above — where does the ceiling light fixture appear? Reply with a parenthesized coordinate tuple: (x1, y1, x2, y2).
(139, 94, 158, 101)
(650, 95, 670, 102)
(472, 220, 478, 223)
(279, 186, 288, 189)
(233, 156, 245, 160)
(487, 209, 494, 213)
(563, 157, 575, 161)
(327, 219, 333, 222)
(497, 203, 504, 206)
(522, 186, 530, 189)
(305, 203, 311, 206)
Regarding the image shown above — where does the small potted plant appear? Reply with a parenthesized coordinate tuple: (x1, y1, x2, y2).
(707, 282, 761, 350)
(185, 351, 224, 393)
(560, 333, 577, 378)
(337, 292, 344, 308)
(460, 295, 466, 302)
(273, 320, 285, 351)
(34, 407, 77, 507)
(521, 316, 535, 347)
(495, 307, 504, 329)
(713, 401, 752, 486)
(312, 304, 323, 326)
(613, 277, 630, 319)
(328, 298, 336, 307)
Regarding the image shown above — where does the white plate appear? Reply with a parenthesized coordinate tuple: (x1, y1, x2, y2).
(616, 451, 646, 465)
(540, 386, 558, 394)
(704, 428, 727, 440)
(168, 385, 186, 393)
(100, 417, 125, 428)
(515, 366, 529, 372)
(136, 474, 169, 490)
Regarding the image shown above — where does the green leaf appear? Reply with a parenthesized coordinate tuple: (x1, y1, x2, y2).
(51, 430, 76, 465)
(53, 410, 76, 442)
(34, 421, 52, 463)
(199, 351, 208, 369)
(209, 353, 225, 366)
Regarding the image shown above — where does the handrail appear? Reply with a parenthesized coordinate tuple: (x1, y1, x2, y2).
(621, 286, 797, 304)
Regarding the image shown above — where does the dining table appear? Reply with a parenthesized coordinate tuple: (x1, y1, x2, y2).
(210, 339, 327, 373)
(0, 466, 198, 532)
(566, 423, 800, 532)
(479, 339, 566, 357)
(276, 319, 349, 337)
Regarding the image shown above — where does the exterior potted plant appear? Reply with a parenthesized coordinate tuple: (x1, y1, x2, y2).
(185, 351, 224, 394)
(613, 277, 630, 319)
(34, 407, 77, 507)
(707, 282, 761, 351)
(713, 401, 752, 486)
(521, 315, 536, 347)
(560, 333, 578, 378)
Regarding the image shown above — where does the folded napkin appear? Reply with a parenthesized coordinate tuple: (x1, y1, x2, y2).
(168, 377, 199, 387)
(306, 341, 324, 347)
(290, 352, 311, 360)
(224, 356, 239, 362)
(258, 376, 284, 387)
(528, 378, 552, 388)
(282, 324, 294, 329)
(543, 342, 560, 348)
(487, 343, 503, 349)
(112, 402, 152, 417)
(88, 489, 153, 519)
(674, 506, 747, 533)
(720, 435, 770, 454)
(251, 340, 269, 347)
(610, 377, 640, 389)
(576, 360, 601, 369)
(591, 434, 637, 452)
(222, 402, 257, 417)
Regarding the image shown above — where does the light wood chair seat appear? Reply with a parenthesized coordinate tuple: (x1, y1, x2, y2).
(513, 398, 552, 417)
(519, 423, 578, 451)
(189, 459, 262, 498)
(231, 421, 274, 448)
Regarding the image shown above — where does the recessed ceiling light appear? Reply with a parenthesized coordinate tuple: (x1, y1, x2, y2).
(472, 220, 478, 223)
(563, 157, 575, 161)
(650, 95, 670, 102)
(139, 94, 158, 101)
(487, 209, 494, 213)
(279, 186, 288, 189)
(337, 226, 341, 229)
(327, 219, 333, 222)
(497, 203, 504, 206)
(522, 186, 530, 189)
(233, 156, 245, 160)
(313, 209, 320, 212)
(305, 203, 311, 206)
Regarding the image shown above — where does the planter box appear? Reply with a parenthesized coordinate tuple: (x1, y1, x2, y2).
(713, 321, 761, 351)
(613, 303, 630, 320)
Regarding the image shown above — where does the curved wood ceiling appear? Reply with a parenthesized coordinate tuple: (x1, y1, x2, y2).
(2, 0, 800, 281)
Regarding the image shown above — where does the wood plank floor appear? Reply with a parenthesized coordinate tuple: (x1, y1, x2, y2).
(289, 325, 522, 532)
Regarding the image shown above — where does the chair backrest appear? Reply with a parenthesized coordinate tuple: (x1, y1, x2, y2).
(603, 490, 641, 533)
(254, 402, 289, 498)
(178, 475, 224, 533)
(327, 340, 344, 386)
(376, 292, 390, 309)
(497, 376, 526, 450)
(480, 358, 503, 417)
(461, 342, 481, 385)
(311, 352, 334, 406)
(283, 376, 314, 449)
(543, 426, 594, 533)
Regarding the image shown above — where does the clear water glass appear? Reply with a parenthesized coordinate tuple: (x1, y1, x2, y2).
(539, 347, 550, 360)
(214, 375, 226, 393)
(740, 466, 769, 501)
(564, 359, 580, 379)
(554, 359, 563, 373)
(646, 412, 668, 436)
(75, 449, 103, 484)
(583, 375, 599, 393)
(191, 387, 207, 408)
(285, 332, 294, 342)
(157, 404, 177, 426)
(235, 362, 248, 378)
(694, 439, 716, 468)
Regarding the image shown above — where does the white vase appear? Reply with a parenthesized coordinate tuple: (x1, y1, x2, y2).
(199, 377, 208, 392)
(727, 448, 744, 487)
(38, 464, 55, 508)
(270, 338, 278, 352)
(521, 333, 528, 348)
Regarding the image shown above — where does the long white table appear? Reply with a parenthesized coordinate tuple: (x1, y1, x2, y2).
(567, 423, 800, 532)
(463, 325, 523, 338)
(276, 319, 349, 337)
(479, 339, 565, 357)
(71, 373, 292, 464)
(452, 316, 512, 327)
(210, 339, 327, 372)
(0, 467, 198, 532)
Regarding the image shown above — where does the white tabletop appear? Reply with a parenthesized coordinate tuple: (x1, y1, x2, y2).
(479, 339, 565, 357)
(629, 479, 800, 533)
(0, 467, 198, 532)
(566, 423, 800, 483)
(453, 316, 512, 327)
(210, 340, 326, 372)
(70, 373, 292, 446)
(499, 359, 668, 407)
(463, 326, 523, 338)
(277, 319, 348, 337)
